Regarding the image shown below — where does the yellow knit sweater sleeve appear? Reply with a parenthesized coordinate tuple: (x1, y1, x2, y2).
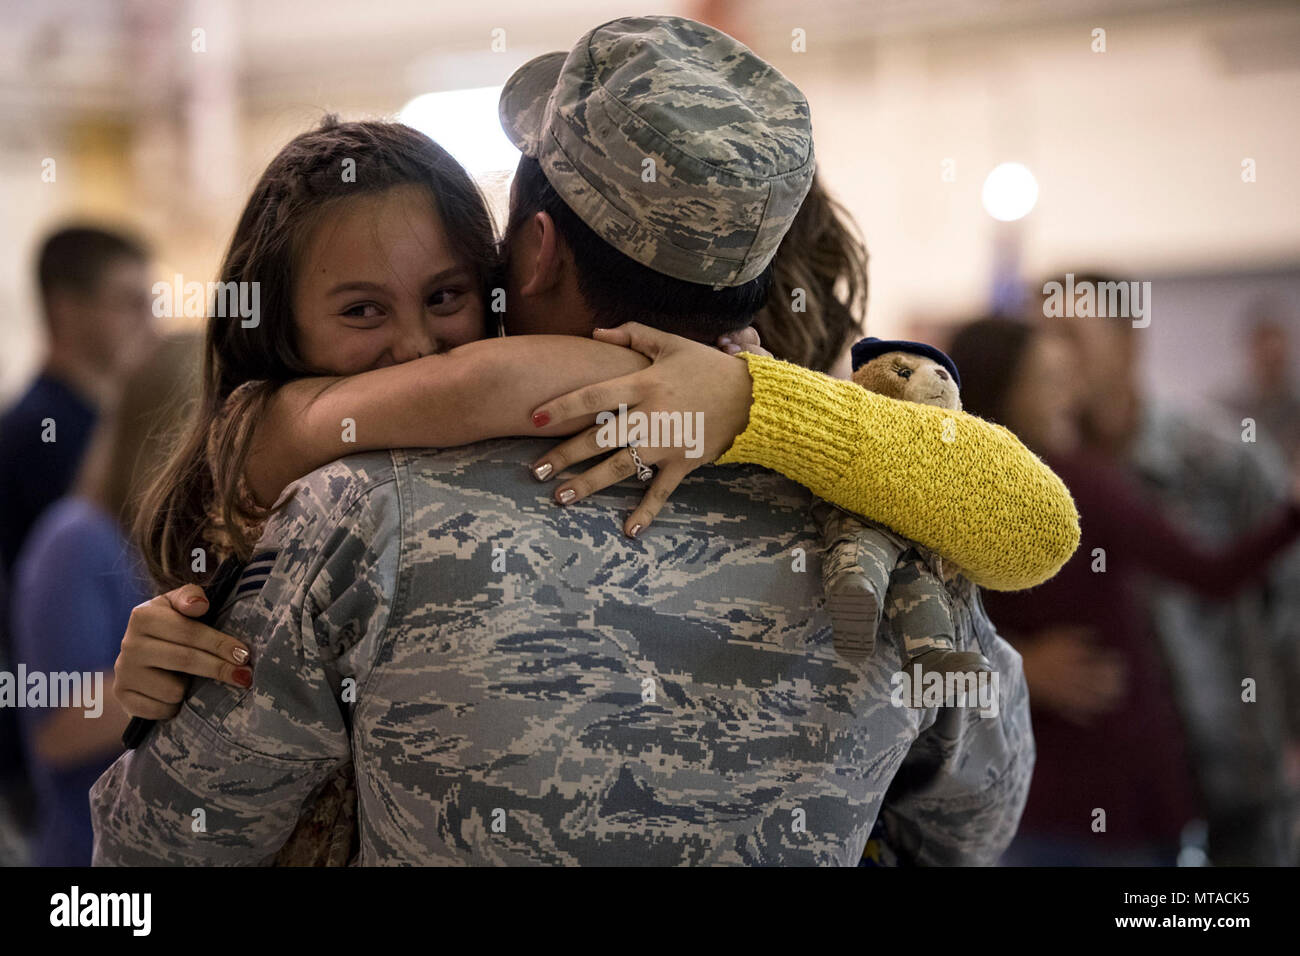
(715, 352, 1081, 591)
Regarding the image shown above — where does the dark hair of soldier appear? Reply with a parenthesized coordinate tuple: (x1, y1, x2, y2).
(136, 115, 500, 588)
(505, 155, 868, 369)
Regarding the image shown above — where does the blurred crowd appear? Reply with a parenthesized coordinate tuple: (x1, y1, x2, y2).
(0, 225, 1297, 866)
(0, 226, 198, 865)
(943, 284, 1300, 866)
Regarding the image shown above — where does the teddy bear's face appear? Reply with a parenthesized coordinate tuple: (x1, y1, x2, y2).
(852, 351, 962, 411)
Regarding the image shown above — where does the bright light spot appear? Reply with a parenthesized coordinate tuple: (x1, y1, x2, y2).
(398, 86, 520, 178)
(981, 162, 1039, 222)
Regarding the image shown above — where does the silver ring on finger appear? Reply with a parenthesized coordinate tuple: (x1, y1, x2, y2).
(626, 443, 654, 482)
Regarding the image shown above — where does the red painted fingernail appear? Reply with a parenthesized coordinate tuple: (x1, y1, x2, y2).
(532, 411, 550, 428)
(233, 667, 253, 688)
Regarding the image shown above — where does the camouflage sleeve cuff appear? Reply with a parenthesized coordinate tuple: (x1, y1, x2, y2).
(714, 352, 1081, 591)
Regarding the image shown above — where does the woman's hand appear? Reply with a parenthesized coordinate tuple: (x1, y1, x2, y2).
(1018, 626, 1127, 727)
(716, 326, 772, 359)
(114, 584, 253, 720)
(529, 323, 757, 536)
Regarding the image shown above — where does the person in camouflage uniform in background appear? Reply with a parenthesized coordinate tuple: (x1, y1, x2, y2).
(92, 16, 1037, 865)
(1132, 404, 1300, 865)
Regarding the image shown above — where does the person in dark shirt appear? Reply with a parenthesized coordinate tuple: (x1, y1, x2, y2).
(947, 316, 1300, 866)
(0, 378, 97, 570)
(0, 226, 154, 576)
(0, 225, 154, 844)
(13, 335, 200, 865)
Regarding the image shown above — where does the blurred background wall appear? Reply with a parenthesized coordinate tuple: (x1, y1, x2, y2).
(1, 0, 1297, 408)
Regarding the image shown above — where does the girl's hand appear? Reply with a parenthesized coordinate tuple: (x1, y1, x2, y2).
(115, 584, 253, 720)
(529, 323, 756, 536)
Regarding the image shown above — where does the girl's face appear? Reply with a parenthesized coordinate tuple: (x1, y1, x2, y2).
(293, 184, 485, 375)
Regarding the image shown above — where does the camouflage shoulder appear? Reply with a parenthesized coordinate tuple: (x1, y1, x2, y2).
(274, 450, 396, 516)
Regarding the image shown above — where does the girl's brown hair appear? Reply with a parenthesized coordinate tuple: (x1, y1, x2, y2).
(137, 116, 499, 588)
(753, 173, 868, 372)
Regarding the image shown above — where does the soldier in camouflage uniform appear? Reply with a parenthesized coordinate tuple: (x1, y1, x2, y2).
(91, 16, 1034, 865)
(92, 442, 1033, 865)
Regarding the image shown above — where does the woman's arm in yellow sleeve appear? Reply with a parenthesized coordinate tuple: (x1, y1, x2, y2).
(246, 335, 649, 506)
(715, 352, 1080, 591)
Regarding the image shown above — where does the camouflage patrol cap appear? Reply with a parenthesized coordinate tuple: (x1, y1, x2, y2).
(498, 15, 815, 288)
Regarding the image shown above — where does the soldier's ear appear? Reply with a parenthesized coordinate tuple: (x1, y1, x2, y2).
(517, 212, 565, 297)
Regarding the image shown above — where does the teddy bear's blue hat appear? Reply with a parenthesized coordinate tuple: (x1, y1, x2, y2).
(850, 336, 961, 389)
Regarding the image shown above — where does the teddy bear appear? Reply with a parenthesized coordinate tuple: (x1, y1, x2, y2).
(812, 336, 992, 679)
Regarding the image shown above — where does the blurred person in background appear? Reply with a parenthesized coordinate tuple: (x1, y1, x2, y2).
(0, 225, 154, 862)
(1222, 300, 1300, 469)
(1062, 286, 1300, 865)
(947, 315, 1300, 866)
(10, 334, 200, 866)
(0, 226, 155, 577)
